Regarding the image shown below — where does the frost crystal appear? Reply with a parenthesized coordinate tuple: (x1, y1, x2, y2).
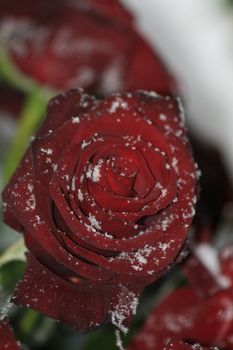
(86, 159, 103, 182)
(40, 147, 53, 155)
(26, 184, 36, 211)
(72, 116, 80, 123)
(88, 214, 102, 231)
(115, 330, 125, 350)
(91, 160, 103, 182)
(110, 286, 139, 334)
(78, 189, 84, 202)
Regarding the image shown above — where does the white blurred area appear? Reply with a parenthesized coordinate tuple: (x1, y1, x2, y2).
(122, 0, 233, 180)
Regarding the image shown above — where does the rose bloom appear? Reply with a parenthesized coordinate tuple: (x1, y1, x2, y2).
(0, 0, 174, 95)
(0, 320, 20, 350)
(128, 243, 233, 350)
(190, 136, 233, 230)
(3, 89, 197, 332)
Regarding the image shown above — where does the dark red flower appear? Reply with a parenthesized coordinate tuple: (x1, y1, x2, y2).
(1, 0, 174, 95)
(128, 286, 232, 350)
(0, 320, 21, 350)
(128, 244, 233, 350)
(3, 89, 197, 332)
(190, 136, 233, 229)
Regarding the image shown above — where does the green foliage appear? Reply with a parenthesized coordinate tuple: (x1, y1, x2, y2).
(3, 90, 49, 181)
(0, 238, 26, 269)
(0, 42, 56, 182)
(0, 261, 25, 293)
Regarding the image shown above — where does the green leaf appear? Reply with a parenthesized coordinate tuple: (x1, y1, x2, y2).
(0, 261, 25, 293)
(82, 326, 116, 350)
(19, 309, 42, 339)
(0, 238, 26, 268)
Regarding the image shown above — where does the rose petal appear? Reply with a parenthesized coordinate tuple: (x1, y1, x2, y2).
(0, 320, 21, 350)
(13, 252, 142, 332)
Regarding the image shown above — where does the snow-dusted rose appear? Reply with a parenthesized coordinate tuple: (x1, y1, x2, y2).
(128, 243, 233, 350)
(3, 89, 197, 332)
(1, 0, 174, 95)
(128, 286, 233, 350)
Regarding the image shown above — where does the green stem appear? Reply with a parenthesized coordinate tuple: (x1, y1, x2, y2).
(0, 42, 56, 99)
(4, 89, 50, 181)
(0, 35, 57, 182)
(0, 44, 35, 93)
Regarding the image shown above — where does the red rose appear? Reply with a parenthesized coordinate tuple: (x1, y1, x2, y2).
(128, 287, 233, 350)
(0, 320, 21, 350)
(3, 89, 197, 332)
(128, 244, 233, 350)
(1, 0, 174, 95)
(190, 137, 233, 229)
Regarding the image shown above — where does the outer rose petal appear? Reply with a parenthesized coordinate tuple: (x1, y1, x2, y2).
(37, 89, 97, 138)
(183, 243, 233, 297)
(13, 253, 142, 332)
(183, 253, 223, 296)
(129, 339, 213, 350)
(0, 320, 21, 350)
(2, 148, 33, 232)
(126, 38, 176, 94)
(164, 342, 213, 350)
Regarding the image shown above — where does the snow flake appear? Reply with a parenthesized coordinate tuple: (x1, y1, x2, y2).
(25, 184, 36, 211)
(40, 147, 53, 155)
(110, 286, 139, 334)
(81, 140, 91, 150)
(72, 116, 80, 123)
(108, 99, 128, 113)
(88, 213, 102, 231)
(92, 160, 103, 182)
(78, 189, 84, 202)
(159, 113, 167, 121)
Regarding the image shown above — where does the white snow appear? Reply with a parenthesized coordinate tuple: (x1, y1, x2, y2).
(72, 116, 80, 123)
(195, 243, 231, 289)
(87, 213, 102, 231)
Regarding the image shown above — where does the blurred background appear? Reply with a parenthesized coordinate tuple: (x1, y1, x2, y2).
(1, 0, 233, 349)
